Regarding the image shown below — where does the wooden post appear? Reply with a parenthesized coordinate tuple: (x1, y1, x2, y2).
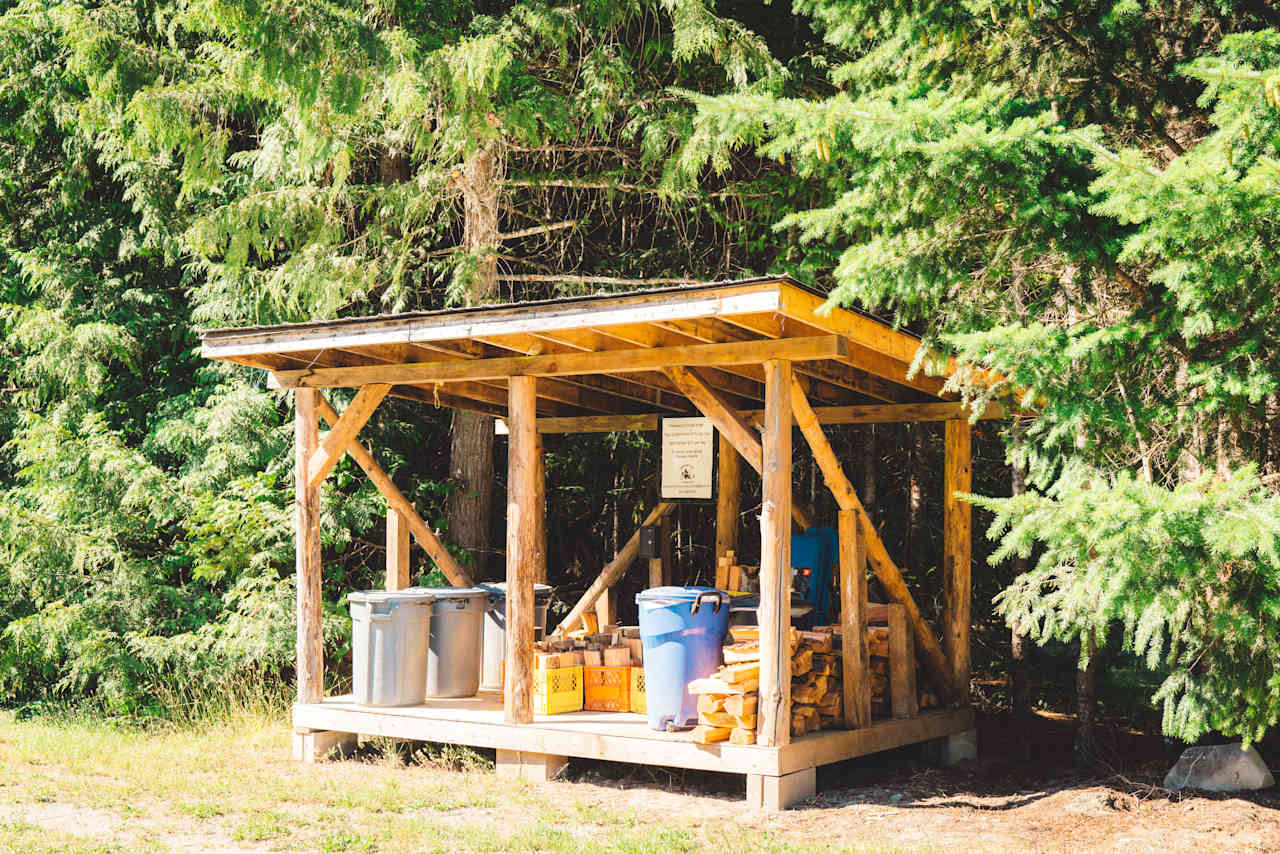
(887, 604, 919, 719)
(295, 388, 324, 705)
(943, 419, 972, 703)
(647, 557, 663, 589)
(839, 509, 871, 729)
(594, 587, 616, 628)
(505, 375, 541, 724)
(533, 432, 547, 584)
(659, 513, 673, 586)
(385, 507, 411, 591)
(758, 359, 793, 748)
(715, 432, 741, 568)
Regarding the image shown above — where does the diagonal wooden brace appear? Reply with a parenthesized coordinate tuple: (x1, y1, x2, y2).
(316, 393, 472, 587)
(308, 384, 390, 488)
(788, 375, 954, 702)
(663, 366, 816, 530)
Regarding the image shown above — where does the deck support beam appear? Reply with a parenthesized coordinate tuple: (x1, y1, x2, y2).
(504, 375, 542, 725)
(291, 729, 357, 763)
(495, 749, 568, 782)
(747, 768, 816, 811)
(295, 388, 324, 706)
(758, 359, 793, 748)
(943, 419, 973, 702)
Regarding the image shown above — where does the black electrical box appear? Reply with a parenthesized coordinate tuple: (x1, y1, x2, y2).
(637, 525, 660, 559)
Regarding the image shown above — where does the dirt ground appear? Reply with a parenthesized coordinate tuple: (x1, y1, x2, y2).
(3, 709, 1279, 853)
(564, 710, 1280, 854)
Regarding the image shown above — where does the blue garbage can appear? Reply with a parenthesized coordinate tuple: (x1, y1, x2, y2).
(636, 586, 731, 731)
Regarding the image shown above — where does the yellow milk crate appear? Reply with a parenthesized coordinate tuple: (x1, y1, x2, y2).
(583, 665, 630, 712)
(629, 666, 646, 715)
(534, 665, 583, 715)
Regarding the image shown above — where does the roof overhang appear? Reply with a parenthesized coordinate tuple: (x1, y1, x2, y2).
(200, 276, 974, 420)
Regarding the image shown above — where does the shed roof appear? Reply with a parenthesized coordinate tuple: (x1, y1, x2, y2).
(200, 276, 956, 419)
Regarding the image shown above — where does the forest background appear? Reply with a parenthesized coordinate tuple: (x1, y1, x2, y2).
(4, 0, 1280, 760)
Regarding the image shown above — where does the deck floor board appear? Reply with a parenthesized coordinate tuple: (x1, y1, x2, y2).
(294, 692, 972, 777)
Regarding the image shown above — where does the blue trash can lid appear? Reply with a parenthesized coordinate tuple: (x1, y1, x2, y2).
(635, 585, 729, 606)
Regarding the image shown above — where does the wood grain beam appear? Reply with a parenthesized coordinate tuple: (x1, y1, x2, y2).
(272, 336, 848, 389)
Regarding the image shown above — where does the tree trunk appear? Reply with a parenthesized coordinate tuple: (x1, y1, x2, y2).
(1074, 633, 1100, 767)
(446, 144, 503, 577)
(862, 425, 877, 517)
(1009, 461, 1032, 722)
(902, 424, 922, 570)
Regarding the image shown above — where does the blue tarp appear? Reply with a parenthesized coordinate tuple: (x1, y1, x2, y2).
(790, 526, 838, 625)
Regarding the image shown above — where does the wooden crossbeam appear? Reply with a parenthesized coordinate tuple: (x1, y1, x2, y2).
(316, 394, 472, 587)
(531, 401, 1004, 433)
(307, 384, 390, 488)
(787, 375, 954, 701)
(664, 366, 762, 471)
(272, 336, 847, 389)
(663, 366, 816, 530)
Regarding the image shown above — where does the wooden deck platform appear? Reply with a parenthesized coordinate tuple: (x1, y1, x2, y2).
(293, 692, 973, 781)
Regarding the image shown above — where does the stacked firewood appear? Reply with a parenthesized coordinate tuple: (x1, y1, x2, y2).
(687, 626, 849, 742)
(541, 623, 643, 667)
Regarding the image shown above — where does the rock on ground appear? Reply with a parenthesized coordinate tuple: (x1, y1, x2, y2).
(1163, 743, 1275, 792)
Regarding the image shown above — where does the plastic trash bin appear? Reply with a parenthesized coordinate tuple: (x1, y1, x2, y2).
(478, 582, 554, 691)
(636, 586, 731, 731)
(348, 589, 435, 707)
(408, 586, 488, 698)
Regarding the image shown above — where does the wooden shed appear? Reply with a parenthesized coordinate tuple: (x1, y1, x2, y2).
(200, 275, 1000, 809)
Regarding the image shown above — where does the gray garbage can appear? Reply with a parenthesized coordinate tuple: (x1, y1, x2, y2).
(478, 582, 554, 691)
(408, 587, 488, 698)
(348, 589, 434, 707)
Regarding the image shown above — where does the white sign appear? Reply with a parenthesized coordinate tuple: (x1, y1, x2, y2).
(661, 417, 714, 499)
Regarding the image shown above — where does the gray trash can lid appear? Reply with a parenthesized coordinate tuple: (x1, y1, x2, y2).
(348, 589, 438, 606)
(402, 585, 488, 602)
(478, 581, 553, 602)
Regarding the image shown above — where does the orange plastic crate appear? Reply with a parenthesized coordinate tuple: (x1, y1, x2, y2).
(629, 666, 646, 714)
(583, 665, 630, 712)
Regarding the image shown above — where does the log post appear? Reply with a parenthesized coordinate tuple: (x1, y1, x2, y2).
(505, 376, 541, 724)
(295, 388, 324, 705)
(839, 509, 871, 728)
(385, 507, 411, 591)
(943, 419, 972, 703)
(659, 513, 673, 586)
(715, 432, 741, 569)
(758, 359, 793, 747)
(533, 432, 547, 584)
